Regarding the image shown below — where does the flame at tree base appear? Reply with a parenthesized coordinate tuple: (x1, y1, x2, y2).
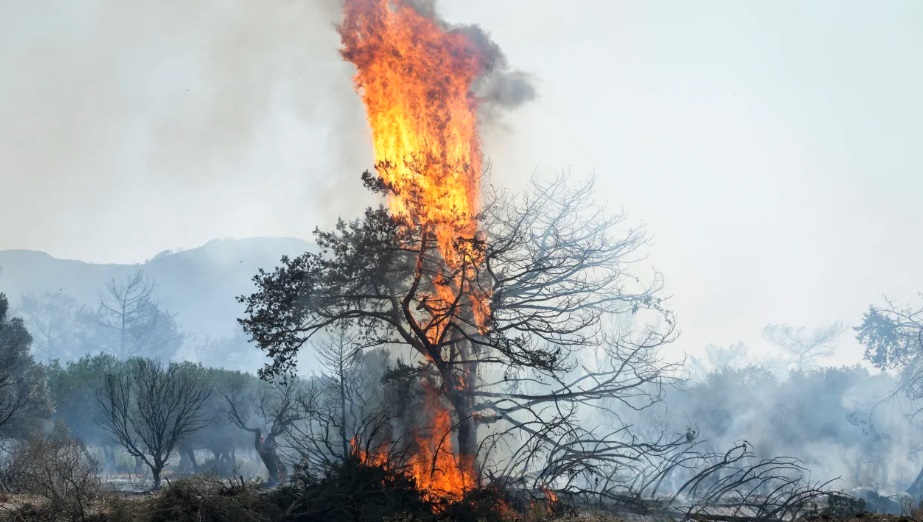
(351, 388, 475, 503)
(340, 0, 489, 504)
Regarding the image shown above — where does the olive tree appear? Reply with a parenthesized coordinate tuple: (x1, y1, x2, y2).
(95, 357, 211, 488)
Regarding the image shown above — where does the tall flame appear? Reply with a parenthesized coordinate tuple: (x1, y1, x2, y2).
(340, 0, 487, 261)
(340, 0, 489, 500)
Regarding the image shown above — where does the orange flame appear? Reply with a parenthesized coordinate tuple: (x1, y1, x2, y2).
(340, 0, 486, 251)
(350, 387, 475, 502)
(340, 0, 490, 501)
(404, 387, 475, 500)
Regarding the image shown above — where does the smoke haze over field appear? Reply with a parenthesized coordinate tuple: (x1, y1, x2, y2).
(0, 0, 370, 263)
(2, 1, 923, 364)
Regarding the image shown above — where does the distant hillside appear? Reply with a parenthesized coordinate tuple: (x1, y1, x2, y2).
(0, 237, 313, 343)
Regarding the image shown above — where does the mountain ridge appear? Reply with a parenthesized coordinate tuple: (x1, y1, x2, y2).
(0, 237, 314, 349)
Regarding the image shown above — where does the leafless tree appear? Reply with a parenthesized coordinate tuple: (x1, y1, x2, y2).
(92, 270, 182, 360)
(95, 357, 212, 489)
(240, 173, 674, 484)
(315, 326, 371, 456)
(762, 322, 846, 372)
(224, 379, 314, 485)
(280, 335, 390, 474)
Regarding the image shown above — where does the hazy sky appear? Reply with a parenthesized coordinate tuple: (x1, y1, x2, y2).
(2, 1, 922, 363)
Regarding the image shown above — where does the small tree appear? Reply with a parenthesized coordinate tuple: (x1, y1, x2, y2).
(282, 332, 384, 473)
(96, 358, 212, 489)
(762, 322, 846, 371)
(316, 326, 369, 456)
(224, 379, 315, 486)
(0, 293, 51, 438)
(91, 270, 183, 360)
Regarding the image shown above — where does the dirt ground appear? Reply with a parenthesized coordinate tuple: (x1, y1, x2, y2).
(1, 490, 920, 522)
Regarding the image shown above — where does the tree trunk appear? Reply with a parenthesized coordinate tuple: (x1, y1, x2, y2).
(251, 429, 284, 486)
(178, 442, 198, 473)
(152, 467, 162, 490)
(339, 364, 350, 457)
(455, 408, 478, 483)
(444, 361, 479, 485)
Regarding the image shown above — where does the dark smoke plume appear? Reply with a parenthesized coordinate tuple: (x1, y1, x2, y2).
(398, 0, 538, 112)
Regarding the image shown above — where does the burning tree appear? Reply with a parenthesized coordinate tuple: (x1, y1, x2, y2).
(240, 0, 667, 499)
(240, 172, 670, 496)
(241, 0, 827, 515)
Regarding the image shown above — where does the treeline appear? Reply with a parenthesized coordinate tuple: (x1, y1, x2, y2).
(0, 289, 546, 521)
(3, 291, 921, 498)
(0, 290, 407, 490)
(646, 365, 919, 493)
(15, 270, 255, 370)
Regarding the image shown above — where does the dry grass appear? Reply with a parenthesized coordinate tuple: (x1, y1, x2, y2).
(2, 487, 922, 522)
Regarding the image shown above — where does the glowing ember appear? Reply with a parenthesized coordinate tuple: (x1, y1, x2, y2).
(540, 485, 560, 515)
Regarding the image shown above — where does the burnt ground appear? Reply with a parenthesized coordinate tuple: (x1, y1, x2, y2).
(803, 514, 922, 522)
